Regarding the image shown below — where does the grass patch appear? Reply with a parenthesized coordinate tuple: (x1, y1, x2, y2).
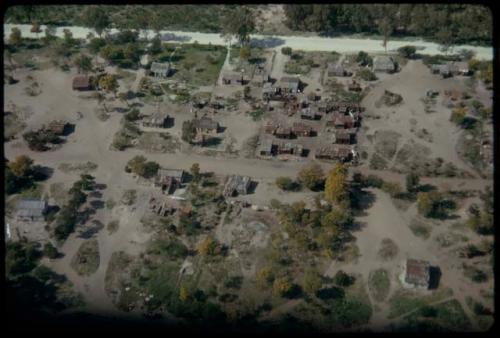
(70, 239, 100, 276)
(401, 299, 473, 332)
(377, 238, 399, 261)
(58, 161, 98, 174)
(136, 132, 181, 153)
(388, 287, 454, 319)
(368, 269, 391, 302)
(161, 43, 226, 86)
(409, 218, 432, 239)
(369, 152, 389, 170)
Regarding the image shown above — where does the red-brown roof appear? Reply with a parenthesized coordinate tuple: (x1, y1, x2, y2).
(72, 75, 90, 88)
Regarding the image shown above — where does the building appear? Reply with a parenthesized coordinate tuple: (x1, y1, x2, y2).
(315, 146, 353, 162)
(258, 139, 276, 157)
(154, 169, 186, 194)
(300, 107, 322, 120)
(16, 199, 48, 222)
(264, 120, 279, 134)
(223, 175, 252, 197)
(431, 64, 452, 78)
(142, 113, 169, 128)
(150, 62, 171, 78)
(193, 116, 219, 134)
(72, 75, 92, 91)
(326, 114, 356, 129)
(403, 259, 431, 289)
(327, 63, 351, 77)
(47, 120, 67, 135)
(275, 126, 293, 139)
(333, 130, 352, 144)
(373, 56, 397, 73)
(221, 71, 244, 85)
(276, 142, 305, 156)
(148, 196, 179, 216)
(292, 122, 313, 137)
(277, 77, 300, 94)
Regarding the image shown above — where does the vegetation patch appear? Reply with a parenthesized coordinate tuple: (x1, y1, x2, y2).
(377, 238, 399, 261)
(368, 269, 390, 302)
(409, 218, 432, 239)
(70, 238, 100, 276)
(388, 287, 454, 319)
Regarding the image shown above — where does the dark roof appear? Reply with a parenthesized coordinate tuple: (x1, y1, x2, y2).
(72, 75, 90, 88)
(405, 259, 430, 286)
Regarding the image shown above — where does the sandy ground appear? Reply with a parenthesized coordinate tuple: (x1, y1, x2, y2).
(4, 24, 493, 60)
(359, 60, 477, 175)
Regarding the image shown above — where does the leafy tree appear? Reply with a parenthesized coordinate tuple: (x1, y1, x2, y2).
(303, 269, 323, 294)
(150, 34, 163, 55)
(142, 162, 160, 179)
(80, 6, 110, 37)
(356, 51, 373, 67)
(450, 106, 467, 125)
(381, 181, 403, 198)
(99, 74, 119, 97)
(221, 6, 255, 46)
(398, 45, 417, 59)
(182, 120, 197, 144)
(436, 27, 453, 55)
(190, 163, 201, 182)
(357, 68, 377, 81)
(334, 270, 355, 286)
(297, 163, 324, 190)
(239, 46, 251, 60)
(405, 172, 420, 193)
(324, 163, 348, 204)
(281, 47, 292, 55)
(378, 17, 394, 54)
(273, 277, 293, 297)
(43, 242, 59, 259)
(6, 242, 41, 276)
(275, 177, 297, 191)
(42, 25, 56, 45)
(256, 266, 274, 288)
(88, 37, 106, 62)
(62, 28, 75, 48)
(74, 54, 93, 74)
(196, 237, 219, 256)
(126, 155, 147, 175)
(179, 285, 191, 302)
(9, 27, 22, 47)
(8, 155, 34, 177)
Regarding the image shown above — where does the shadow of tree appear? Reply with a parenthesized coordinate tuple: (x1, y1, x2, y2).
(249, 37, 285, 48)
(78, 219, 104, 239)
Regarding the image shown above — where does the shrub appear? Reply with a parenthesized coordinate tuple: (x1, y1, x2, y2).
(334, 270, 355, 287)
(356, 51, 373, 67)
(357, 68, 377, 81)
(397, 45, 417, 59)
(381, 181, 403, 198)
(281, 47, 292, 55)
(275, 176, 298, 191)
(43, 242, 59, 259)
(272, 277, 293, 297)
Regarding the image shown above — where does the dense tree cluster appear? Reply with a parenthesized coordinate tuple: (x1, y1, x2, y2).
(5, 155, 46, 195)
(283, 4, 492, 45)
(125, 155, 160, 179)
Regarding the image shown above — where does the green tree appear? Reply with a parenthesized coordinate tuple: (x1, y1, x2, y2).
(9, 27, 22, 47)
(8, 155, 34, 178)
(303, 269, 323, 294)
(74, 54, 92, 74)
(43, 242, 59, 259)
(80, 6, 110, 37)
(62, 28, 75, 48)
(142, 162, 159, 179)
(239, 46, 251, 60)
(150, 34, 163, 55)
(196, 237, 219, 256)
(221, 6, 255, 47)
(99, 74, 119, 97)
(397, 45, 417, 59)
(405, 172, 420, 193)
(275, 176, 297, 191)
(297, 163, 324, 190)
(273, 277, 293, 297)
(256, 266, 274, 288)
(324, 163, 348, 204)
(190, 163, 201, 182)
(281, 47, 292, 55)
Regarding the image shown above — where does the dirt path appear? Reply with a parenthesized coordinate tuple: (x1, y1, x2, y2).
(4, 24, 493, 60)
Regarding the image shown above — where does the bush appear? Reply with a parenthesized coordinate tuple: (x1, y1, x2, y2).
(275, 176, 299, 191)
(356, 51, 373, 67)
(281, 47, 292, 55)
(43, 242, 59, 259)
(397, 45, 417, 59)
(381, 181, 403, 198)
(334, 270, 355, 287)
(124, 108, 140, 121)
(357, 68, 377, 81)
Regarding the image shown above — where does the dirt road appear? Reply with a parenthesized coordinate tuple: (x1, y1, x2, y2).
(4, 24, 493, 60)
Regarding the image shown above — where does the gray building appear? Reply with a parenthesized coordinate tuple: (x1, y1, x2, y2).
(223, 175, 252, 197)
(373, 56, 397, 73)
(16, 199, 48, 222)
(150, 62, 171, 78)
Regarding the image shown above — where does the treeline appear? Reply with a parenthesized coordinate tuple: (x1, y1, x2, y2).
(283, 4, 492, 46)
(5, 5, 235, 33)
